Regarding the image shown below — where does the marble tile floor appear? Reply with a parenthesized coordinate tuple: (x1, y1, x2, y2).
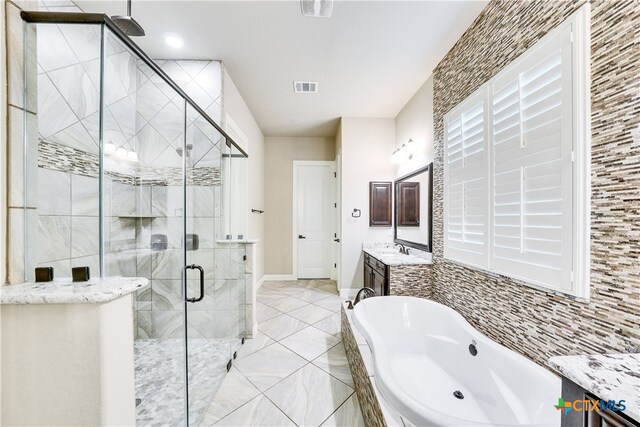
(200, 280, 365, 427)
(135, 337, 239, 426)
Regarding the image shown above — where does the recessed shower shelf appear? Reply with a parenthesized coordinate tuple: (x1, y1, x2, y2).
(117, 215, 158, 219)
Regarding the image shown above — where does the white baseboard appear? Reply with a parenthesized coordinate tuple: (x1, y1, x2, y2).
(255, 276, 265, 290)
(262, 274, 297, 281)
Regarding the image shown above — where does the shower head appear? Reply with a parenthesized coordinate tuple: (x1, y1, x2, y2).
(111, 15, 145, 36)
(111, 0, 145, 36)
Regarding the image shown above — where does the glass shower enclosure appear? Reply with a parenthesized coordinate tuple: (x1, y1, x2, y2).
(21, 11, 248, 426)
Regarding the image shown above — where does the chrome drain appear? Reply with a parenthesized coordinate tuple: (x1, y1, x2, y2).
(453, 390, 464, 399)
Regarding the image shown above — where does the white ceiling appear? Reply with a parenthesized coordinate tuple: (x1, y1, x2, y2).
(76, 0, 487, 137)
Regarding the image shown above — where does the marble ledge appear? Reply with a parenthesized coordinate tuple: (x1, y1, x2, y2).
(0, 277, 149, 305)
(216, 239, 259, 244)
(363, 243, 432, 266)
(549, 353, 640, 423)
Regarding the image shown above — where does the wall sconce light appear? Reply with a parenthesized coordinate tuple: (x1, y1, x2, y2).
(390, 139, 414, 164)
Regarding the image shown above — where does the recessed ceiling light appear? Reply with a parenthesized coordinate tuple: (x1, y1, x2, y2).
(300, 0, 333, 18)
(164, 32, 184, 48)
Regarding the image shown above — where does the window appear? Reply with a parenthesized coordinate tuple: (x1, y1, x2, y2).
(444, 91, 489, 268)
(444, 4, 590, 299)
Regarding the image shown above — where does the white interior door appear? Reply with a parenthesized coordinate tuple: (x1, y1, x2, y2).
(295, 162, 333, 279)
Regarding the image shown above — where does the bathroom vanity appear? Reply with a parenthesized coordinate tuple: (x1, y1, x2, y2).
(550, 353, 640, 426)
(362, 243, 432, 297)
(0, 277, 149, 426)
(363, 251, 389, 295)
(360, 164, 434, 298)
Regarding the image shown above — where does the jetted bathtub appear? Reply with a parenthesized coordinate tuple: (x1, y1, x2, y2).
(353, 296, 560, 426)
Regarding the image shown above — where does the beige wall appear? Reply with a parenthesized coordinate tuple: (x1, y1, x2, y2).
(394, 75, 434, 178)
(339, 118, 396, 292)
(222, 68, 266, 283)
(264, 137, 335, 276)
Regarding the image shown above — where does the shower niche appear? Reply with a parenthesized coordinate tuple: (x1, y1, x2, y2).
(17, 10, 249, 426)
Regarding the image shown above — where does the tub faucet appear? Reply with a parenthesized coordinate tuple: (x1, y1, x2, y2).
(346, 287, 375, 309)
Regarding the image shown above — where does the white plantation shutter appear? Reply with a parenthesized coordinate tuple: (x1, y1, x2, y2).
(444, 91, 489, 268)
(490, 25, 573, 292)
(443, 4, 590, 298)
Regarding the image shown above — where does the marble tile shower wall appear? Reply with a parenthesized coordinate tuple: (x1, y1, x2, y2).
(4, 2, 245, 343)
(3, 0, 229, 282)
(430, 0, 640, 367)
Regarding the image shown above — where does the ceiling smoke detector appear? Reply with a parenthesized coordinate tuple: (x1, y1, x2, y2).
(300, 0, 333, 18)
(294, 81, 318, 93)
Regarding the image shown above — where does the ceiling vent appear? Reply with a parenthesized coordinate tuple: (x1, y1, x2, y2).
(300, 0, 333, 18)
(294, 81, 318, 93)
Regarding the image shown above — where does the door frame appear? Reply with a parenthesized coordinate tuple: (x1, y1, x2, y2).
(292, 160, 335, 279)
(333, 150, 341, 288)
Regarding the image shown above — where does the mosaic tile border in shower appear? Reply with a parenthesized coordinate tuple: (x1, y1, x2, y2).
(38, 139, 221, 186)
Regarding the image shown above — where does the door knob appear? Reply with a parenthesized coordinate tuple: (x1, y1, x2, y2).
(298, 235, 306, 239)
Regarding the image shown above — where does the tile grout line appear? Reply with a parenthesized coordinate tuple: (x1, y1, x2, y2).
(309, 343, 356, 391)
(216, 280, 357, 426)
(317, 390, 356, 427)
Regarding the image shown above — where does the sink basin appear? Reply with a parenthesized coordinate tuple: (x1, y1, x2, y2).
(372, 248, 402, 255)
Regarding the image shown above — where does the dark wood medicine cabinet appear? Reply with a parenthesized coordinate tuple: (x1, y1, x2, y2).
(369, 182, 392, 226)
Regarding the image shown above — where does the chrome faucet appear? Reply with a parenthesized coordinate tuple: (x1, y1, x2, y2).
(397, 244, 409, 255)
(346, 287, 375, 309)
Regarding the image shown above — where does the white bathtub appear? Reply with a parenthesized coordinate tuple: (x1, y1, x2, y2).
(353, 296, 560, 426)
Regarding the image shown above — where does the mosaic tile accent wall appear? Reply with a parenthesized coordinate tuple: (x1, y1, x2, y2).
(389, 264, 432, 299)
(341, 307, 385, 427)
(431, 0, 640, 367)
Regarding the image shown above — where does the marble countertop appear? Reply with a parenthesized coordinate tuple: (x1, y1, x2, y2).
(549, 353, 640, 422)
(0, 277, 149, 304)
(363, 243, 432, 266)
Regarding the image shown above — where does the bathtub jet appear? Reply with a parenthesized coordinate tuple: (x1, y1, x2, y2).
(469, 340, 478, 356)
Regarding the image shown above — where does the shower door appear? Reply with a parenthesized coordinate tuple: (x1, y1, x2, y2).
(183, 103, 231, 426)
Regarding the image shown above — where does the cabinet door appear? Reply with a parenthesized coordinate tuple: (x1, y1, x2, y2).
(584, 393, 637, 427)
(364, 262, 373, 289)
(373, 269, 386, 296)
(369, 182, 392, 226)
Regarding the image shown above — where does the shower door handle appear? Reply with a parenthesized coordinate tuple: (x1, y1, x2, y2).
(185, 264, 205, 303)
